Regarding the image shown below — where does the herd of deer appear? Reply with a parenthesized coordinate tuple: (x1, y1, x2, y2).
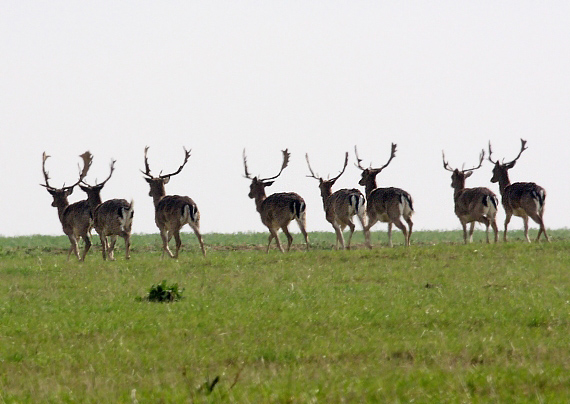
(41, 139, 548, 261)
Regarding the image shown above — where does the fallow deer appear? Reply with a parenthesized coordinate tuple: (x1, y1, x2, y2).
(488, 139, 549, 242)
(141, 146, 206, 258)
(80, 159, 134, 260)
(442, 150, 498, 244)
(355, 144, 414, 247)
(41, 151, 93, 261)
(305, 152, 366, 250)
(243, 149, 309, 253)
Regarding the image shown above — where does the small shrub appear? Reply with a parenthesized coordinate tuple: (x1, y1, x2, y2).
(142, 280, 184, 302)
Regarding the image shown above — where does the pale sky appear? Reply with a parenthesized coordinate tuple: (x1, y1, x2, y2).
(1, 1, 569, 237)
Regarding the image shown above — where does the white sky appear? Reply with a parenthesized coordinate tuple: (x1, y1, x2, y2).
(1, 1, 569, 236)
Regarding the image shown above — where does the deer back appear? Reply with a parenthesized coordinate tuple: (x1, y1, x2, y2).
(94, 199, 134, 236)
(454, 187, 498, 220)
(155, 195, 200, 230)
(503, 182, 546, 214)
(260, 192, 305, 229)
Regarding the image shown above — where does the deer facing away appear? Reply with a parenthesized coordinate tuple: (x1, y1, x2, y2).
(355, 143, 414, 247)
(306, 152, 366, 250)
(141, 146, 206, 258)
(41, 151, 93, 261)
(80, 158, 134, 260)
(442, 150, 499, 244)
(243, 149, 309, 253)
(488, 139, 549, 242)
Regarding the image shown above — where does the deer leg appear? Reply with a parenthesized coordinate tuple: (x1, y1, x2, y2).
(491, 220, 498, 243)
(523, 216, 530, 243)
(461, 221, 468, 244)
(295, 217, 310, 251)
(282, 226, 294, 252)
(332, 223, 345, 250)
(267, 229, 283, 253)
(529, 213, 549, 242)
(189, 223, 206, 257)
(392, 219, 408, 248)
(468, 222, 475, 243)
(81, 234, 91, 262)
(364, 214, 378, 249)
(124, 233, 131, 259)
(387, 222, 393, 247)
(481, 218, 491, 244)
(173, 231, 182, 259)
(99, 233, 108, 260)
(404, 216, 413, 246)
(67, 235, 80, 261)
(160, 229, 174, 259)
(346, 222, 355, 250)
(503, 213, 512, 242)
(108, 235, 118, 261)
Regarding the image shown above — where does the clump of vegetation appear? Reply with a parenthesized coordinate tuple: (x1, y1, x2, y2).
(142, 280, 184, 302)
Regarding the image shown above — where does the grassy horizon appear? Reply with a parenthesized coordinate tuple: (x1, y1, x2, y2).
(1, 231, 569, 402)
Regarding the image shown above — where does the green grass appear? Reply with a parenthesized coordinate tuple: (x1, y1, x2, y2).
(1, 230, 570, 402)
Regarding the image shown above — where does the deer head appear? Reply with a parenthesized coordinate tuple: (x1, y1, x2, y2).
(41, 151, 93, 206)
(488, 138, 528, 184)
(306, 152, 348, 199)
(243, 149, 290, 199)
(355, 143, 397, 196)
(141, 146, 191, 201)
(442, 149, 484, 190)
(80, 158, 116, 207)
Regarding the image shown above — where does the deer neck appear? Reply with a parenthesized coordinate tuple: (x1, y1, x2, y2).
(364, 180, 377, 199)
(152, 193, 164, 208)
(253, 191, 267, 213)
(496, 170, 512, 195)
(54, 201, 70, 223)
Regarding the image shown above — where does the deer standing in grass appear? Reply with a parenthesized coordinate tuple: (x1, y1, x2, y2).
(41, 151, 93, 261)
(355, 144, 414, 247)
(442, 150, 499, 244)
(141, 147, 206, 258)
(488, 139, 549, 242)
(306, 152, 366, 250)
(80, 159, 134, 260)
(243, 149, 309, 253)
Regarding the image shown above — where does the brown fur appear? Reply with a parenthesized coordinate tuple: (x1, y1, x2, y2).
(93, 199, 134, 260)
(142, 147, 206, 258)
(355, 144, 414, 247)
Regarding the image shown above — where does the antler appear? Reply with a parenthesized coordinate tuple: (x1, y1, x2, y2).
(505, 138, 528, 166)
(83, 158, 116, 187)
(442, 150, 454, 172)
(443, 150, 484, 173)
(305, 153, 320, 180)
(141, 146, 152, 178)
(68, 151, 93, 190)
(355, 143, 397, 173)
(488, 141, 497, 164)
(41, 152, 53, 189)
(141, 147, 190, 179)
(243, 149, 252, 179)
(260, 149, 290, 181)
(330, 152, 349, 182)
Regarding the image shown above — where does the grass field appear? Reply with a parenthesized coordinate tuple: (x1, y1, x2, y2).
(1, 230, 569, 402)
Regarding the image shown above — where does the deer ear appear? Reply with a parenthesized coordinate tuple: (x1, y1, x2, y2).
(144, 177, 153, 184)
(65, 187, 74, 196)
(163, 177, 170, 184)
(47, 188, 57, 196)
(79, 185, 89, 192)
(264, 180, 275, 187)
(465, 171, 474, 178)
(505, 161, 517, 169)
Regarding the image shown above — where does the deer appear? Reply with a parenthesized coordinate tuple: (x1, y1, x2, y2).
(80, 158, 134, 260)
(488, 139, 549, 243)
(243, 149, 309, 253)
(355, 143, 414, 248)
(141, 146, 206, 258)
(41, 151, 93, 261)
(305, 152, 366, 250)
(442, 149, 499, 244)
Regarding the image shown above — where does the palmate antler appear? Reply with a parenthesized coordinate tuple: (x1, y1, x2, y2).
(306, 152, 348, 183)
(443, 149, 484, 173)
(355, 143, 397, 173)
(243, 149, 291, 182)
(41, 151, 92, 190)
(82, 158, 116, 188)
(141, 146, 191, 179)
(488, 138, 528, 167)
